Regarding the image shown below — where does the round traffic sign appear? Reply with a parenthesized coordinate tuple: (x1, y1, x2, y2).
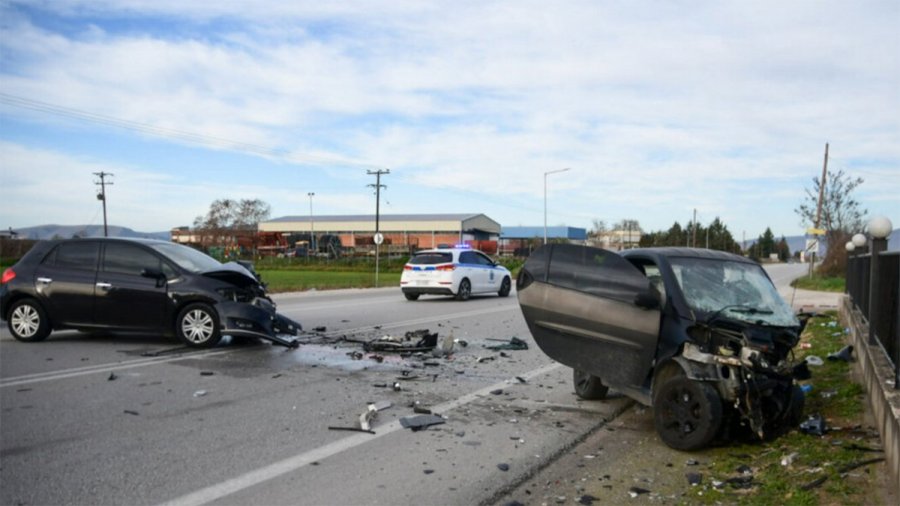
(374, 233, 384, 245)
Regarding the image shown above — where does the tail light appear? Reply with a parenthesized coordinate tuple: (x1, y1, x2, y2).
(436, 264, 456, 271)
(1, 268, 15, 285)
(404, 265, 414, 271)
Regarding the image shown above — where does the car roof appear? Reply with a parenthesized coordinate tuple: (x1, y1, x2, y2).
(413, 247, 484, 255)
(621, 247, 754, 264)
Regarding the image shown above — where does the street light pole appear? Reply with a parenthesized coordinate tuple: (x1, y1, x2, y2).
(544, 168, 570, 244)
(307, 192, 315, 257)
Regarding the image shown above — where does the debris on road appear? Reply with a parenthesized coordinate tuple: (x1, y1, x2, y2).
(799, 414, 828, 436)
(200, 371, 215, 376)
(123, 410, 139, 416)
(108, 372, 118, 381)
(328, 426, 376, 435)
(193, 390, 208, 398)
(313, 326, 327, 332)
(400, 414, 446, 431)
(685, 472, 702, 486)
(497, 463, 510, 472)
(827, 344, 854, 362)
(484, 337, 529, 351)
(627, 486, 650, 498)
(805, 355, 824, 366)
(359, 401, 392, 431)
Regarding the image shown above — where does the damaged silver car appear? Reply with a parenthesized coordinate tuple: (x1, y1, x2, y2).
(517, 244, 809, 450)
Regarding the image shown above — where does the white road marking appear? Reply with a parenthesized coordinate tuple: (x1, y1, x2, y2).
(0, 349, 235, 388)
(157, 362, 562, 506)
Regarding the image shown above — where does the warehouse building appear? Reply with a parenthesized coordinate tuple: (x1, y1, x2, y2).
(258, 213, 502, 254)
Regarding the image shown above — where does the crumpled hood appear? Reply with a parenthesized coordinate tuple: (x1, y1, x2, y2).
(200, 262, 260, 288)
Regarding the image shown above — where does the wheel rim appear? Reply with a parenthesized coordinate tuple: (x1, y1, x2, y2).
(460, 281, 470, 298)
(501, 278, 510, 293)
(182, 309, 214, 344)
(11, 305, 39, 338)
(660, 385, 702, 436)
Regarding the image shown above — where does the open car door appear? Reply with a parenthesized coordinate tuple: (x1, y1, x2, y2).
(517, 244, 661, 390)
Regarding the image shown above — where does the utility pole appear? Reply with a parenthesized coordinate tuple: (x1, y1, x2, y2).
(809, 143, 829, 277)
(692, 209, 697, 248)
(367, 169, 390, 287)
(93, 172, 113, 237)
(307, 192, 315, 258)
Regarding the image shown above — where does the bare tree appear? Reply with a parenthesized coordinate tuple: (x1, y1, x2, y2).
(193, 198, 271, 247)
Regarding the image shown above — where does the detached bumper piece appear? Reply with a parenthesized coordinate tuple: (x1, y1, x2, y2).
(217, 299, 303, 348)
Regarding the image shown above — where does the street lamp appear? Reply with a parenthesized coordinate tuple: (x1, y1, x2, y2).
(852, 233, 867, 249)
(308, 192, 315, 257)
(544, 168, 571, 244)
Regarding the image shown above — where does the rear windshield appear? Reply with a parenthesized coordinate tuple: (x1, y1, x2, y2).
(409, 252, 453, 265)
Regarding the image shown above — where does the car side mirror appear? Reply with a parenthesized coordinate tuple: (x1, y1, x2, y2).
(634, 289, 660, 310)
(141, 268, 168, 287)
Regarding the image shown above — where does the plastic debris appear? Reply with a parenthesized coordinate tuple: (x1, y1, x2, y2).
(328, 426, 375, 435)
(686, 472, 702, 486)
(413, 405, 433, 415)
(628, 487, 650, 498)
(800, 414, 828, 436)
(781, 452, 800, 466)
(497, 463, 510, 472)
(400, 414, 446, 431)
(685, 459, 700, 466)
(578, 495, 598, 505)
(108, 372, 118, 381)
(827, 344, 854, 362)
(800, 384, 813, 394)
(124, 410, 139, 416)
(477, 356, 496, 363)
(805, 355, 824, 366)
(485, 337, 529, 351)
(200, 371, 215, 376)
(490, 389, 504, 395)
(313, 326, 327, 332)
(193, 390, 207, 397)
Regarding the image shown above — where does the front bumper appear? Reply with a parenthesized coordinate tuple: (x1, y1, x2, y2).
(216, 298, 302, 348)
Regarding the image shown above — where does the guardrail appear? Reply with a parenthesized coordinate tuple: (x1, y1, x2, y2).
(846, 249, 900, 389)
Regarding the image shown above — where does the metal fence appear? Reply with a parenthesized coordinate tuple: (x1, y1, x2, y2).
(847, 251, 900, 387)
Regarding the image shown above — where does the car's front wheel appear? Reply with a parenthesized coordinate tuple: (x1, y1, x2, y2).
(7, 299, 51, 342)
(176, 303, 222, 347)
(573, 368, 609, 399)
(652, 372, 723, 451)
(498, 276, 511, 297)
(455, 279, 471, 301)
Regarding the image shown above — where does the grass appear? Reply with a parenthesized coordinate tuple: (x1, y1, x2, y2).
(791, 275, 846, 293)
(687, 312, 879, 505)
(258, 269, 401, 292)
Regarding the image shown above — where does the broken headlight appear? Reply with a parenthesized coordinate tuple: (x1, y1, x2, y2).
(216, 287, 256, 303)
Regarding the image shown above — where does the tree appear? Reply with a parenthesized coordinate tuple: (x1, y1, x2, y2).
(193, 198, 271, 248)
(795, 168, 866, 276)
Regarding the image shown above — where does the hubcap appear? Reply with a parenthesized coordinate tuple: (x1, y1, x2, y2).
(665, 386, 700, 435)
(11, 305, 39, 338)
(182, 310, 214, 343)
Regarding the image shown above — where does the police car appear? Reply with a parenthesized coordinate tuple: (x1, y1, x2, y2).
(400, 246, 512, 301)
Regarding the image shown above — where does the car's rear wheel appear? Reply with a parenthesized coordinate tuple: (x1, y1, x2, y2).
(498, 277, 511, 297)
(653, 372, 723, 451)
(404, 292, 420, 301)
(455, 279, 471, 301)
(7, 299, 51, 342)
(176, 303, 222, 347)
(573, 368, 608, 400)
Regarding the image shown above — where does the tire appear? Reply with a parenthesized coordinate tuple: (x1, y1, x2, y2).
(176, 303, 222, 347)
(7, 299, 51, 342)
(404, 292, 420, 301)
(573, 368, 608, 400)
(455, 279, 471, 301)
(498, 276, 511, 297)
(652, 373, 723, 451)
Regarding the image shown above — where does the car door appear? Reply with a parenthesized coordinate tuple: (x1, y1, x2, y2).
(517, 244, 661, 390)
(93, 242, 171, 331)
(33, 241, 100, 327)
(475, 251, 500, 292)
(459, 251, 487, 293)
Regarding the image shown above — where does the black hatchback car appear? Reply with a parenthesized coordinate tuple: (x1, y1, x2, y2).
(517, 244, 808, 450)
(1, 238, 301, 347)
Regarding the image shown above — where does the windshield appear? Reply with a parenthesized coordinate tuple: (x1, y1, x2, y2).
(670, 257, 797, 327)
(149, 243, 223, 273)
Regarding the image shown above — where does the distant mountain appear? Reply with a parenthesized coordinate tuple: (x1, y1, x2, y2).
(7, 225, 170, 241)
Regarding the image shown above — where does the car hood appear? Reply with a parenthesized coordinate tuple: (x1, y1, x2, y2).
(200, 262, 260, 288)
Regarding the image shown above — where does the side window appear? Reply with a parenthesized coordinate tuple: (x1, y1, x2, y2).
(547, 244, 647, 302)
(459, 251, 476, 264)
(102, 243, 162, 276)
(48, 242, 100, 271)
(475, 253, 494, 266)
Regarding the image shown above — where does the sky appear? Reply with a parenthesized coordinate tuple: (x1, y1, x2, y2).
(1, 0, 898, 240)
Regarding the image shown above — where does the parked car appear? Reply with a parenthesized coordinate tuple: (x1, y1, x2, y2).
(400, 246, 511, 301)
(1, 238, 301, 347)
(517, 244, 809, 450)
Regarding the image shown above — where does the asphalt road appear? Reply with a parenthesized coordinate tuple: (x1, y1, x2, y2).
(1, 287, 631, 506)
(0, 263, 813, 506)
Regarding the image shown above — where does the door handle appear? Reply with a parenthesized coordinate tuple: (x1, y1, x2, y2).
(37, 277, 52, 284)
(96, 282, 112, 290)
